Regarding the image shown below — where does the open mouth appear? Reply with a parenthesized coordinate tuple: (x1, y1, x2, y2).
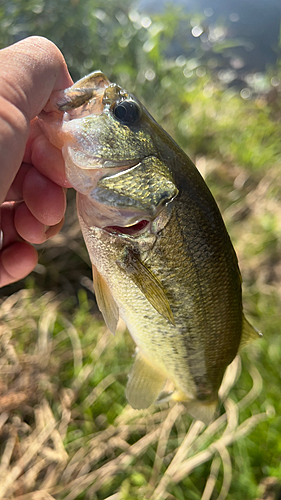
(104, 219, 150, 236)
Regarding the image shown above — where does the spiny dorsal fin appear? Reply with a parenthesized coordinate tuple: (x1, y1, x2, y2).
(239, 314, 262, 349)
(126, 351, 167, 409)
(92, 265, 119, 334)
(117, 249, 175, 325)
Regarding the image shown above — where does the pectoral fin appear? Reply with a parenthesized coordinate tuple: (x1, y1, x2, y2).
(118, 249, 175, 325)
(126, 351, 167, 409)
(92, 265, 119, 334)
(239, 315, 262, 349)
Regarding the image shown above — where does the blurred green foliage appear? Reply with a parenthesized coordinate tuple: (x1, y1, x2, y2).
(1, 0, 281, 170)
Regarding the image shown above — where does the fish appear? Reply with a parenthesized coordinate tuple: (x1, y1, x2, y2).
(39, 71, 260, 423)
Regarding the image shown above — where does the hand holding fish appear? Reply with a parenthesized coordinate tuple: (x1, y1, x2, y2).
(0, 36, 72, 287)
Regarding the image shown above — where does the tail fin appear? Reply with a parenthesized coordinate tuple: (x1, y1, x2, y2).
(185, 400, 218, 425)
(167, 389, 218, 425)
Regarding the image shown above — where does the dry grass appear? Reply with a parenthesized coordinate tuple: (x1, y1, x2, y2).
(0, 152, 281, 499)
(0, 288, 270, 500)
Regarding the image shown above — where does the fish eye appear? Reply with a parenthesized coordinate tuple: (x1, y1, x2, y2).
(113, 100, 141, 125)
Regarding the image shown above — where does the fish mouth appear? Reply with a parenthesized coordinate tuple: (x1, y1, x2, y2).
(104, 219, 150, 236)
(57, 71, 111, 117)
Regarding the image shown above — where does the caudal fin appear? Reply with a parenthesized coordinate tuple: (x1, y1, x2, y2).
(159, 389, 218, 425)
(185, 400, 218, 425)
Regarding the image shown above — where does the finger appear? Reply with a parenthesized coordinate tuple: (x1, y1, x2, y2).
(0, 242, 38, 288)
(30, 131, 72, 188)
(0, 36, 72, 205)
(14, 203, 65, 244)
(14, 203, 50, 244)
(4, 163, 29, 202)
(22, 166, 66, 226)
(1, 36, 72, 122)
(23, 117, 72, 188)
(1, 201, 21, 248)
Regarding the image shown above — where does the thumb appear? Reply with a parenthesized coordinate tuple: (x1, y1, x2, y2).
(0, 36, 72, 205)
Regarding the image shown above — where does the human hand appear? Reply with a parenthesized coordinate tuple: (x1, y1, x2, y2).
(0, 36, 73, 288)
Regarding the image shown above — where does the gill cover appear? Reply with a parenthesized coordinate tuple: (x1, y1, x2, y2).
(92, 157, 178, 223)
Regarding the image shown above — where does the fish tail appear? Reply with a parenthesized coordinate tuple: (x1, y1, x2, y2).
(158, 389, 218, 425)
(185, 400, 218, 425)
(170, 390, 218, 424)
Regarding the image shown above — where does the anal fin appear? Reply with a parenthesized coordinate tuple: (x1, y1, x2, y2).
(126, 351, 167, 409)
(92, 265, 119, 334)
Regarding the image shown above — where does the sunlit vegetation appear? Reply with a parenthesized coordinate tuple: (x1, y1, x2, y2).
(0, 1, 281, 499)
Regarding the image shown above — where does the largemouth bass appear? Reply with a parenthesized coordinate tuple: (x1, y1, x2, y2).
(40, 71, 259, 423)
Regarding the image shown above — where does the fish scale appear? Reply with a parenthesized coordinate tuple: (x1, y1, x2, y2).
(39, 70, 260, 423)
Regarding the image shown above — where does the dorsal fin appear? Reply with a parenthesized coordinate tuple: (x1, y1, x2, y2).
(117, 248, 175, 325)
(92, 265, 119, 334)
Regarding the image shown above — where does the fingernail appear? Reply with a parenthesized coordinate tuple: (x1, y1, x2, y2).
(45, 218, 65, 240)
